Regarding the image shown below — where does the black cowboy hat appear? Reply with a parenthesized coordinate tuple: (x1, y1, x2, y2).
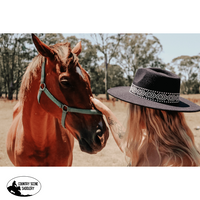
(108, 68, 200, 112)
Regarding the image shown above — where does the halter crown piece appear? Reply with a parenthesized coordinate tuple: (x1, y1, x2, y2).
(37, 59, 102, 128)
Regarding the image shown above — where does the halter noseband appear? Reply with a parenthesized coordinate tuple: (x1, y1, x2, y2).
(37, 58, 102, 128)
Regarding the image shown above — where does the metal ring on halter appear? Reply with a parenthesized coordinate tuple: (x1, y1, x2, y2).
(40, 83, 46, 91)
(62, 104, 68, 112)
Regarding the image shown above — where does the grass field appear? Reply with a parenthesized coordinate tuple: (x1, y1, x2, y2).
(1, 94, 200, 166)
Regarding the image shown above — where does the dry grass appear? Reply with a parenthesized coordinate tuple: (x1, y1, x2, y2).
(181, 94, 200, 105)
(0, 99, 17, 166)
(1, 94, 200, 166)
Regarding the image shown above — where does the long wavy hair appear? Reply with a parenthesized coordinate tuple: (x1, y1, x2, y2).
(123, 104, 200, 166)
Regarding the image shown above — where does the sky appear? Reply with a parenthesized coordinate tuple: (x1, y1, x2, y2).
(63, 33, 200, 65)
(153, 34, 200, 64)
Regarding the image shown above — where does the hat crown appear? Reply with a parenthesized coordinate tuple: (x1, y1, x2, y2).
(133, 68, 180, 93)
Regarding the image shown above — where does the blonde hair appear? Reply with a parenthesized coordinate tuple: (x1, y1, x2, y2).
(123, 104, 200, 166)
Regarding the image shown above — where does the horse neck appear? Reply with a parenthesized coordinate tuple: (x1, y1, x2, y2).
(22, 76, 56, 148)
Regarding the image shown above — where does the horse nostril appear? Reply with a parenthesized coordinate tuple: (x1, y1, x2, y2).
(94, 121, 105, 145)
(96, 121, 104, 136)
(96, 128, 102, 136)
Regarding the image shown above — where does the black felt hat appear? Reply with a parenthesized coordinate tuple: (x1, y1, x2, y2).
(107, 68, 200, 112)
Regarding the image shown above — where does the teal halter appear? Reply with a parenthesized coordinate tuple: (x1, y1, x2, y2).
(37, 59, 102, 128)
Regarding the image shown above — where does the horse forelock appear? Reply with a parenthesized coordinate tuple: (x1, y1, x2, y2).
(52, 43, 79, 71)
(52, 43, 70, 58)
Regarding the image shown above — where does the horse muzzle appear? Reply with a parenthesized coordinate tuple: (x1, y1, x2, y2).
(78, 122, 109, 154)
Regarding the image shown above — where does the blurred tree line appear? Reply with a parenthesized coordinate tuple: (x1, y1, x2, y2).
(171, 55, 200, 94)
(0, 33, 200, 100)
(0, 33, 65, 100)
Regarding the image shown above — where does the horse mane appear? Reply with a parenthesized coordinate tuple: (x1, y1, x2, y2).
(19, 54, 44, 106)
(18, 42, 79, 106)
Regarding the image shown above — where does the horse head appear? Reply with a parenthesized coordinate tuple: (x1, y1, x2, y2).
(32, 34, 109, 154)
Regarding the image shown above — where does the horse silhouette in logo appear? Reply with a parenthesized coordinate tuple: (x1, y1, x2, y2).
(7, 181, 32, 197)
(7, 181, 22, 196)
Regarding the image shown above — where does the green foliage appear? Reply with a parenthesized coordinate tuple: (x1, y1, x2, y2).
(39, 33, 65, 45)
(107, 64, 129, 88)
(180, 73, 200, 94)
(90, 66, 105, 95)
(0, 33, 36, 99)
(172, 55, 200, 94)
(0, 33, 65, 100)
(91, 34, 124, 99)
(89, 64, 129, 96)
(117, 34, 165, 85)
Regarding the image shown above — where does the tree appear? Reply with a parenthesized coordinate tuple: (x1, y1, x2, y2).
(117, 34, 164, 85)
(0, 34, 21, 99)
(0, 33, 65, 100)
(91, 34, 124, 100)
(179, 73, 200, 94)
(90, 64, 129, 96)
(0, 33, 42, 100)
(90, 66, 105, 95)
(172, 55, 200, 94)
(39, 33, 65, 46)
(107, 64, 129, 88)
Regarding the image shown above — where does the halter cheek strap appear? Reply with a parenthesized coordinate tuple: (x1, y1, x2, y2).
(37, 59, 102, 128)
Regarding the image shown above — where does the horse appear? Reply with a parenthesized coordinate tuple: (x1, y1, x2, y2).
(6, 34, 109, 166)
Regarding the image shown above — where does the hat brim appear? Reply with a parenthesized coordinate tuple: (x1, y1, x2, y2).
(108, 86, 200, 112)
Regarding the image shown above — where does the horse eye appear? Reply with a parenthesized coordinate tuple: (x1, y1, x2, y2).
(60, 77, 72, 88)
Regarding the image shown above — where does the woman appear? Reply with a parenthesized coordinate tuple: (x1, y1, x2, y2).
(91, 68, 200, 166)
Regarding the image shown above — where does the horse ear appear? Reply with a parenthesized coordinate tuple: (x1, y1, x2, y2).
(71, 41, 82, 56)
(32, 34, 55, 58)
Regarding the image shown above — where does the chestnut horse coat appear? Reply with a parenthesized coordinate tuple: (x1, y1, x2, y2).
(6, 34, 109, 166)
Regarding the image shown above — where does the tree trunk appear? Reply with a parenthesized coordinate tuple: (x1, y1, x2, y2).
(16, 70, 20, 100)
(8, 38, 17, 101)
(2, 55, 7, 98)
(105, 54, 109, 100)
(8, 80, 13, 100)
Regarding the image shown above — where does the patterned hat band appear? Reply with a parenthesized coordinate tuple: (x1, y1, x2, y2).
(129, 84, 180, 104)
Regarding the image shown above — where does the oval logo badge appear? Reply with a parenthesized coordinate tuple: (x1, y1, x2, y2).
(7, 176, 41, 197)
